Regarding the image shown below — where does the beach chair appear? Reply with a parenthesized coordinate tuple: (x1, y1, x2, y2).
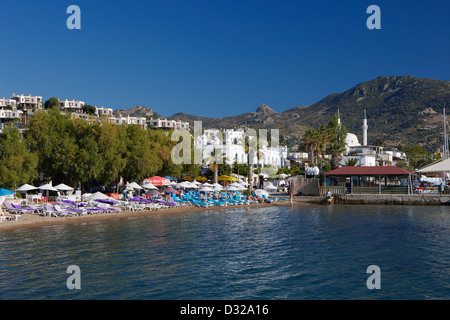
(43, 204, 67, 217)
(4, 202, 32, 214)
(0, 206, 21, 221)
(261, 195, 274, 203)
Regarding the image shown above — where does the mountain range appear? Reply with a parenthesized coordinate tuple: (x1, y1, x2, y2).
(119, 76, 450, 151)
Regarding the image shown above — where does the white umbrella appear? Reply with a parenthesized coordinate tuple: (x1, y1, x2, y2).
(85, 192, 111, 201)
(225, 186, 238, 191)
(264, 183, 277, 191)
(254, 189, 269, 197)
(229, 182, 242, 187)
(188, 182, 199, 188)
(202, 182, 214, 187)
(176, 181, 191, 188)
(213, 185, 224, 191)
(126, 182, 143, 189)
(192, 181, 202, 185)
(238, 180, 249, 186)
(54, 183, 74, 191)
(199, 186, 214, 192)
(38, 183, 59, 192)
(142, 182, 158, 190)
(15, 184, 37, 192)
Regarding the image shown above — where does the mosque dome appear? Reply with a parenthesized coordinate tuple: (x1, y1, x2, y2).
(345, 133, 361, 147)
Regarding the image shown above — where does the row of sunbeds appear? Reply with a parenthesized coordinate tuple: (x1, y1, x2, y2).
(1, 191, 278, 220)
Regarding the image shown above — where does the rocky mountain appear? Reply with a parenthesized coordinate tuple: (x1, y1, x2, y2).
(113, 105, 161, 119)
(165, 76, 450, 150)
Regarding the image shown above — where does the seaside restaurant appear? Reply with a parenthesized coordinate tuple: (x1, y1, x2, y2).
(321, 166, 414, 195)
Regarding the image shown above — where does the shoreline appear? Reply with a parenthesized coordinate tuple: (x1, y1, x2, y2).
(0, 201, 299, 232)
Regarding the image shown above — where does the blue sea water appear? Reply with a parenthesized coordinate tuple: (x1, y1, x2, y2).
(0, 204, 449, 300)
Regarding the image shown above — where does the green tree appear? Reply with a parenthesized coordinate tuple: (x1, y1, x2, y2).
(405, 145, 438, 170)
(0, 126, 38, 189)
(82, 104, 97, 115)
(25, 108, 78, 184)
(44, 96, 60, 109)
(95, 122, 127, 187)
(344, 158, 359, 166)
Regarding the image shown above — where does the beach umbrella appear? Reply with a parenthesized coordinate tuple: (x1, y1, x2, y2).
(0, 188, 15, 206)
(15, 184, 37, 192)
(218, 175, 237, 182)
(176, 181, 191, 188)
(192, 180, 202, 185)
(0, 188, 14, 196)
(225, 186, 238, 191)
(238, 180, 249, 186)
(254, 189, 269, 197)
(194, 176, 207, 182)
(142, 182, 158, 190)
(85, 192, 111, 201)
(263, 183, 277, 191)
(212, 183, 223, 188)
(164, 187, 179, 194)
(38, 183, 59, 192)
(148, 190, 161, 196)
(126, 182, 143, 189)
(188, 182, 199, 188)
(199, 186, 214, 192)
(202, 182, 214, 187)
(143, 176, 170, 186)
(229, 182, 242, 187)
(54, 183, 74, 191)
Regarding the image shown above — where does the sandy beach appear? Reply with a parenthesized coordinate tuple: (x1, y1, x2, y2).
(0, 201, 298, 232)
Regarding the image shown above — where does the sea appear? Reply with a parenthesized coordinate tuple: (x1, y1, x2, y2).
(0, 204, 449, 300)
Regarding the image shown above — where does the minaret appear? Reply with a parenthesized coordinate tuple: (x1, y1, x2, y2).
(362, 110, 368, 146)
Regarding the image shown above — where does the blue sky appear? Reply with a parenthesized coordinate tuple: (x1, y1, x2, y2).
(1, 0, 450, 117)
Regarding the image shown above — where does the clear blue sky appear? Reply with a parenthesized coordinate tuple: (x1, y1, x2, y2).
(1, 0, 450, 117)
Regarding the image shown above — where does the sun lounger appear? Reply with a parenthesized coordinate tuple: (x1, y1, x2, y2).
(4, 202, 34, 214)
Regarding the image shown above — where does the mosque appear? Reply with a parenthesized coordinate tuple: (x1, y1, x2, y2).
(338, 110, 406, 167)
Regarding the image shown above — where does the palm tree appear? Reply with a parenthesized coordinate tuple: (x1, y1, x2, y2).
(302, 128, 320, 165)
(328, 141, 347, 170)
(344, 157, 359, 166)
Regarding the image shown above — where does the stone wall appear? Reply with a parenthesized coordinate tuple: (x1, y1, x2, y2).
(334, 194, 450, 205)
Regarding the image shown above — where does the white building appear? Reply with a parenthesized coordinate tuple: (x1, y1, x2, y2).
(96, 106, 114, 116)
(59, 99, 85, 113)
(195, 128, 288, 169)
(148, 118, 189, 130)
(11, 94, 42, 109)
(109, 115, 147, 129)
(0, 97, 17, 109)
(0, 109, 23, 121)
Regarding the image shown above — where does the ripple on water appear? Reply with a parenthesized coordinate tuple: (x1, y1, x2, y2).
(0, 204, 449, 299)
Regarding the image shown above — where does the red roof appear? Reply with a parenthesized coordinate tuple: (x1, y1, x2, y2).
(324, 166, 412, 176)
